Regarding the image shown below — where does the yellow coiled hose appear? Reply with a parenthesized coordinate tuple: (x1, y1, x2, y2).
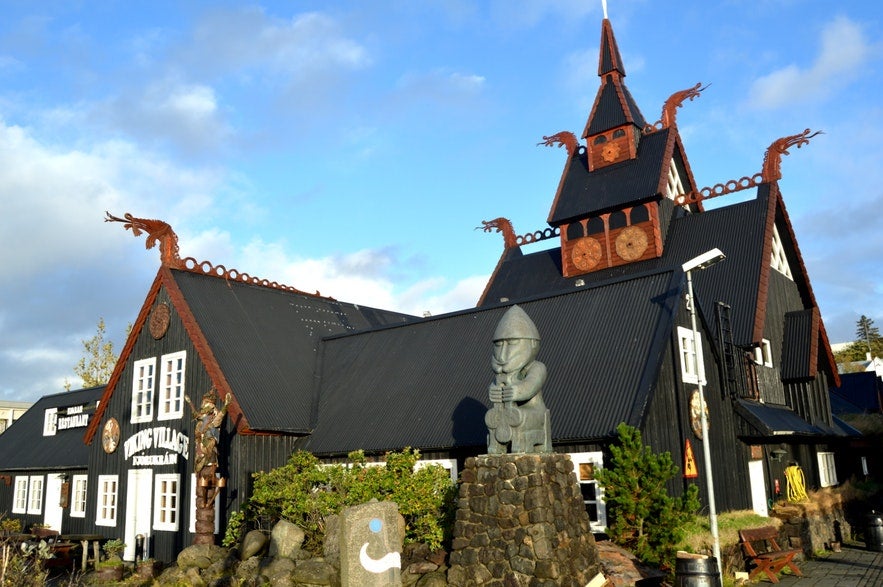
(785, 464, 808, 502)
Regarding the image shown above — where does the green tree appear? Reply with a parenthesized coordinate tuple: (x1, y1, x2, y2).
(834, 315, 883, 365)
(596, 423, 700, 568)
(64, 318, 121, 391)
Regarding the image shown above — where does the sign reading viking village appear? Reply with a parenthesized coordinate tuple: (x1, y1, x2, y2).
(124, 426, 190, 466)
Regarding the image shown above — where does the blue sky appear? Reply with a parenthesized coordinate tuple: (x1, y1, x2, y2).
(1, 0, 881, 402)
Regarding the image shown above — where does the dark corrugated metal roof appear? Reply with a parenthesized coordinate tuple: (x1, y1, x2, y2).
(735, 399, 831, 437)
(781, 309, 814, 380)
(831, 372, 883, 413)
(305, 269, 682, 455)
(832, 415, 863, 437)
(548, 129, 668, 224)
(171, 270, 415, 432)
(489, 192, 772, 348)
(0, 386, 103, 471)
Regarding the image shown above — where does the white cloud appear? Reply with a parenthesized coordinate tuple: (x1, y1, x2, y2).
(748, 16, 869, 109)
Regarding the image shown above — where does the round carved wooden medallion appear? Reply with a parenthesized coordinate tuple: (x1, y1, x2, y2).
(615, 225, 648, 261)
(571, 237, 603, 271)
(149, 302, 171, 339)
(601, 141, 620, 162)
(102, 417, 120, 454)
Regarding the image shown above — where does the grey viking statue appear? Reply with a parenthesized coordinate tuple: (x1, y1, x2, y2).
(485, 305, 552, 454)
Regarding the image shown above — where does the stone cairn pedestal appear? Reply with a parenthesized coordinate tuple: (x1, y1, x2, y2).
(447, 453, 600, 587)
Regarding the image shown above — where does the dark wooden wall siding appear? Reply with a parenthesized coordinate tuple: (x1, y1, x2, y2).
(0, 469, 91, 535)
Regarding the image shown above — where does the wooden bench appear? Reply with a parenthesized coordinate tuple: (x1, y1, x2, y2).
(739, 526, 803, 583)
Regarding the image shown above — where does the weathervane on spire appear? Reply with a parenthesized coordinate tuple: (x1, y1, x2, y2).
(105, 211, 184, 268)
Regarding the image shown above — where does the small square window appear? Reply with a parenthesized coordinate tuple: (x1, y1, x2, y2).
(753, 339, 773, 367)
(27, 476, 44, 515)
(154, 474, 180, 531)
(96, 475, 118, 526)
(12, 476, 28, 514)
(132, 358, 156, 423)
(678, 326, 706, 385)
(71, 475, 88, 518)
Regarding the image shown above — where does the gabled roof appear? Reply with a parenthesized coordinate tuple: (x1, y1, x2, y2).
(0, 386, 103, 471)
(86, 267, 415, 441)
(547, 129, 674, 225)
(305, 269, 683, 455)
(831, 371, 883, 413)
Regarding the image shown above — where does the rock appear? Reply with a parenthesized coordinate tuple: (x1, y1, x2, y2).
(415, 570, 448, 587)
(241, 529, 270, 560)
(263, 557, 297, 587)
(270, 519, 307, 560)
(293, 559, 337, 585)
(178, 543, 229, 570)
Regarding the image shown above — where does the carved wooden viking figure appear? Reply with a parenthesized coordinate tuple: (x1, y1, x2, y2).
(185, 388, 230, 544)
(485, 305, 552, 454)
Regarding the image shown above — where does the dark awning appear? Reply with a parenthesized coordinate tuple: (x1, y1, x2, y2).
(735, 400, 835, 437)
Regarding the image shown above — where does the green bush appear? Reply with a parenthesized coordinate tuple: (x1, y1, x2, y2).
(596, 423, 700, 568)
(239, 448, 457, 553)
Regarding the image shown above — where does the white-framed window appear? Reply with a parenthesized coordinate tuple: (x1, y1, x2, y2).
(415, 458, 459, 483)
(96, 475, 119, 526)
(569, 452, 607, 531)
(678, 326, 706, 385)
(189, 474, 220, 534)
(71, 475, 88, 518)
(12, 476, 28, 514)
(818, 452, 838, 488)
(27, 476, 44, 514)
(154, 474, 180, 531)
(158, 351, 186, 420)
(43, 408, 58, 436)
(753, 339, 773, 367)
(666, 158, 686, 202)
(771, 225, 793, 280)
(132, 358, 156, 423)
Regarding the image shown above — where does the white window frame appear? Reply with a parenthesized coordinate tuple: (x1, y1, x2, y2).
(753, 339, 773, 367)
(189, 474, 220, 534)
(569, 452, 607, 531)
(818, 451, 838, 488)
(12, 476, 28, 514)
(71, 474, 88, 518)
(43, 408, 58, 436)
(415, 458, 459, 483)
(27, 476, 44, 515)
(158, 351, 186, 421)
(771, 225, 793, 280)
(132, 357, 156, 423)
(96, 475, 119, 526)
(153, 474, 181, 531)
(678, 326, 706, 385)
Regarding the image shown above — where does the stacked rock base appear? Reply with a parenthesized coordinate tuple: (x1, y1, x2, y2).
(447, 453, 600, 587)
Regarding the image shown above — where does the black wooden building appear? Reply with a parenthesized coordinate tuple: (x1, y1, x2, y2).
(1, 16, 855, 561)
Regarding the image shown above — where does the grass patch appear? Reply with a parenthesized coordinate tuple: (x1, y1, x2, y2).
(676, 510, 778, 554)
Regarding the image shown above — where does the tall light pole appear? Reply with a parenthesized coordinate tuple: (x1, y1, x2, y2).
(682, 248, 726, 574)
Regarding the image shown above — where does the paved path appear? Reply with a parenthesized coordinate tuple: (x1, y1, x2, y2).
(771, 543, 883, 586)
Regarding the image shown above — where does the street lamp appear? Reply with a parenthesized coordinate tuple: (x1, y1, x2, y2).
(682, 248, 726, 574)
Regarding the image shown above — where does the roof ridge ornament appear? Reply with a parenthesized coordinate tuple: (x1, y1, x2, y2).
(538, 131, 579, 157)
(479, 218, 559, 249)
(105, 211, 183, 268)
(645, 82, 708, 132)
(106, 211, 330, 299)
(674, 128, 823, 206)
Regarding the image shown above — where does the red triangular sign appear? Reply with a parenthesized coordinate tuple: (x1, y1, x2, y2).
(684, 439, 698, 478)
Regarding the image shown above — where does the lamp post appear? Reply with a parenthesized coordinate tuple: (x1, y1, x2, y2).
(682, 248, 726, 573)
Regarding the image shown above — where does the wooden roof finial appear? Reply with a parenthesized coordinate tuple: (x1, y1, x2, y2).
(105, 211, 184, 268)
(659, 82, 708, 129)
(761, 129, 823, 182)
(478, 218, 518, 249)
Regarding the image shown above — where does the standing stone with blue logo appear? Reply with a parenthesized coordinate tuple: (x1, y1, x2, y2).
(340, 500, 403, 586)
